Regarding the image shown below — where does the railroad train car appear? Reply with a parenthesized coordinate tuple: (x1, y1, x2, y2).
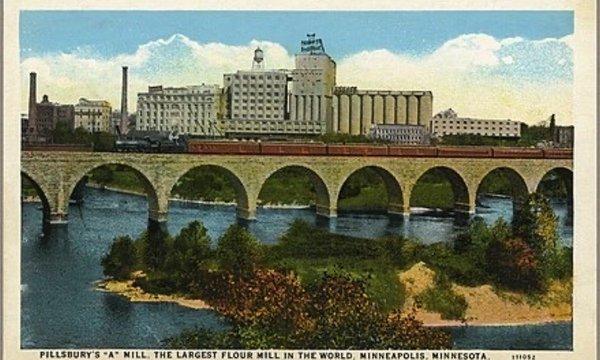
(183, 140, 573, 159)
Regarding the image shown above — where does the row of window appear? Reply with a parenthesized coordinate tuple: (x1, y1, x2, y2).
(434, 126, 519, 132)
(138, 94, 216, 101)
(139, 103, 213, 110)
(232, 83, 282, 89)
(232, 91, 282, 97)
(434, 120, 517, 126)
(232, 113, 282, 119)
(225, 74, 284, 81)
(139, 111, 214, 118)
(233, 105, 281, 111)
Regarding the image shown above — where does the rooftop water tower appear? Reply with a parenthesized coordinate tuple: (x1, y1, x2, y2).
(252, 47, 264, 70)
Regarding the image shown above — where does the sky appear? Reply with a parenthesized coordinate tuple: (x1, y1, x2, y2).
(20, 11, 574, 125)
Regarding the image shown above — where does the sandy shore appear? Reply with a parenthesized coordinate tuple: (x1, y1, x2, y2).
(95, 271, 211, 310)
(399, 262, 572, 327)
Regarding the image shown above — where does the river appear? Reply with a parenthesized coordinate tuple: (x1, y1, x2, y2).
(21, 187, 572, 349)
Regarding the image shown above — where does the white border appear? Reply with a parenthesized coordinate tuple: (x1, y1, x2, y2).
(3, 1, 597, 359)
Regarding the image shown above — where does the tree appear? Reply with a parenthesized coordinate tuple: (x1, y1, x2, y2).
(101, 235, 137, 279)
(141, 228, 172, 272)
(166, 221, 212, 290)
(513, 192, 559, 259)
(92, 132, 116, 152)
(51, 121, 73, 144)
(216, 224, 263, 277)
(486, 236, 544, 291)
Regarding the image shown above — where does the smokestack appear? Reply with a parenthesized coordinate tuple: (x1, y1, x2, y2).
(120, 66, 129, 135)
(28, 72, 37, 124)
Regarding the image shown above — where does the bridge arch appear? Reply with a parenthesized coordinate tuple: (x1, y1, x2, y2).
(170, 164, 252, 220)
(536, 167, 573, 195)
(337, 165, 404, 215)
(66, 162, 161, 222)
(476, 167, 529, 212)
(410, 166, 471, 214)
(21, 170, 52, 223)
(258, 164, 332, 218)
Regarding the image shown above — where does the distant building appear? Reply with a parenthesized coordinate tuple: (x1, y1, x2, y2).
(289, 34, 337, 134)
(73, 98, 112, 133)
(553, 125, 574, 148)
(34, 94, 75, 142)
(136, 84, 222, 136)
(368, 124, 429, 145)
(430, 108, 521, 138)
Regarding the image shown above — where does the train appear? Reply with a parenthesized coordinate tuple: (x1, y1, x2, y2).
(26, 139, 572, 159)
(184, 141, 573, 159)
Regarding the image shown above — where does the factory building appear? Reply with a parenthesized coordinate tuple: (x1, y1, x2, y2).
(430, 108, 521, 138)
(136, 84, 222, 136)
(73, 98, 112, 133)
(288, 33, 336, 134)
(369, 124, 430, 145)
(330, 87, 433, 136)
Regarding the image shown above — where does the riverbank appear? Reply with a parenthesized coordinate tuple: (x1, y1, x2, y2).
(399, 262, 572, 327)
(97, 262, 572, 327)
(95, 271, 211, 310)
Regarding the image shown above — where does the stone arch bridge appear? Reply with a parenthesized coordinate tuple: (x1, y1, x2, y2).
(21, 151, 572, 229)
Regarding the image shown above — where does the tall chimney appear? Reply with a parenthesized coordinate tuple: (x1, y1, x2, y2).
(120, 66, 129, 135)
(28, 72, 37, 142)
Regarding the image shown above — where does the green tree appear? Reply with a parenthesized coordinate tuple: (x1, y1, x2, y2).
(51, 121, 74, 144)
(92, 132, 116, 152)
(216, 224, 262, 277)
(166, 221, 213, 290)
(486, 236, 544, 291)
(141, 228, 172, 272)
(101, 235, 137, 279)
(513, 192, 559, 258)
(73, 126, 92, 144)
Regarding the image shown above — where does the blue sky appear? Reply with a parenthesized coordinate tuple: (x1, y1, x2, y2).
(19, 11, 575, 124)
(20, 11, 573, 59)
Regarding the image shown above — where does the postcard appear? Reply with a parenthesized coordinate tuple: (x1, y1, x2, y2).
(3, 1, 597, 359)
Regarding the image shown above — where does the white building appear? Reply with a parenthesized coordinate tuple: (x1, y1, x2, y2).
(430, 108, 521, 138)
(369, 124, 429, 144)
(136, 84, 221, 136)
(73, 98, 112, 133)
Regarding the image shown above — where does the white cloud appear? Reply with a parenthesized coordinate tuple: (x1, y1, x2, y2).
(20, 32, 573, 125)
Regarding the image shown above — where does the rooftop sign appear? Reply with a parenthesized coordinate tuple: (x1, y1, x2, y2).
(300, 33, 326, 54)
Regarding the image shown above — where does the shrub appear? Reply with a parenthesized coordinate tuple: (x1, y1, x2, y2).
(216, 224, 263, 277)
(307, 273, 382, 349)
(101, 236, 137, 280)
(274, 219, 383, 260)
(486, 236, 544, 291)
(545, 246, 573, 280)
(380, 310, 452, 349)
(415, 273, 468, 320)
(164, 327, 239, 349)
(165, 221, 213, 290)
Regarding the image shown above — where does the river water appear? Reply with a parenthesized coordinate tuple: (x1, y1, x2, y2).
(21, 188, 573, 349)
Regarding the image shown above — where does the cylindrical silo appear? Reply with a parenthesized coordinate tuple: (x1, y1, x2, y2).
(339, 94, 350, 134)
(290, 94, 297, 121)
(351, 94, 361, 135)
(332, 95, 339, 132)
(297, 95, 305, 122)
(373, 95, 384, 125)
(408, 95, 419, 125)
(419, 93, 433, 129)
(385, 95, 395, 124)
(304, 95, 312, 122)
(396, 96, 407, 124)
(313, 95, 321, 122)
(361, 95, 373, 135)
